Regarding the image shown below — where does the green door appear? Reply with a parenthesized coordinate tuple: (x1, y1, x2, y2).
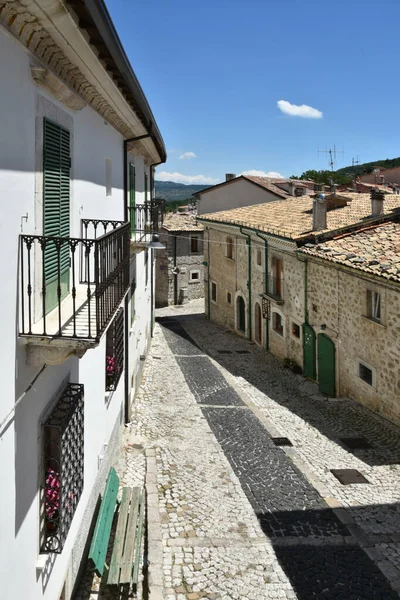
(43, 119, 70, 313)
(129, 163, 136, 235)
(303, 323, 316, 379)
(237, 296, 246, 332)
(318, 334, 336, 396)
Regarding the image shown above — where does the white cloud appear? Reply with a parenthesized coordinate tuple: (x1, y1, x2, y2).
(277, 100, 323, 119)
(242, 170, 284, 178)
(156, 171, 219, 185)
(180, 152, 197, 160)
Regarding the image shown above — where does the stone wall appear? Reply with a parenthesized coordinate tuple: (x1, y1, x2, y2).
(155, 228, 204, 307)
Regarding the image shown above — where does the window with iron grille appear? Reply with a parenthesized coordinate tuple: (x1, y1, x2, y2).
(105, 308, 124, 392)
(41, 383, 84, 554)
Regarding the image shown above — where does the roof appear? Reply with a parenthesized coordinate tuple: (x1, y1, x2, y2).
(67, 0, 166, 162)
(162, 213, 204, 232)
(194, 175, 289, 199)
(198, 193, 400, 240)
(300, 221, 400, 283)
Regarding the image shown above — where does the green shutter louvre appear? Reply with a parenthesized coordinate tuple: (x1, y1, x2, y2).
(43, 119, 71, 311)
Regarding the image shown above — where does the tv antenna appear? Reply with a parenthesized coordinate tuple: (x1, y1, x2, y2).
(318, 145, 344, 172)
(352, 156, 360, 167)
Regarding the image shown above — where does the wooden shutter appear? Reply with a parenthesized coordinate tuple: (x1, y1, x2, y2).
(43, 119, 70, 283)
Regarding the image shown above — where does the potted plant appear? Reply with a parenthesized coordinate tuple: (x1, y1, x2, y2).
(45, 468, 60, 533)
(106, 355, 115, 389)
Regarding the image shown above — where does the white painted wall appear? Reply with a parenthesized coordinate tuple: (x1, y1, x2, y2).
(0, 26, 153, 600)
(197, 178, 282, 215)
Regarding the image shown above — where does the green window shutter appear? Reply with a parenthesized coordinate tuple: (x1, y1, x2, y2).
(43, 118, 70, 286)
(129, 163, 136, 235)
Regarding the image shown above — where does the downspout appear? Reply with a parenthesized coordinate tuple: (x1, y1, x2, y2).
(304, 258, 308, 324)
(255, 231, 269, 350)
(240, 227, 252, 340)
(173, 234, 178, 305)
(123, 132, 151, 424)
(206, 227, 210, 319)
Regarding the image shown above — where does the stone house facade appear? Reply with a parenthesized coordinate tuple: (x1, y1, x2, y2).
(155, 213, 204, 306)
(199, 191, 400, 424)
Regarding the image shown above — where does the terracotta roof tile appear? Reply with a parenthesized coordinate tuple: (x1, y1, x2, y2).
(162, 212, 204, 232)
(198, 193, 400, 239)
(300, 221, 400, 282)
(243, 176, 289, 198)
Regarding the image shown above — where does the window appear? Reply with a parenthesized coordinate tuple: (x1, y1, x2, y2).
(105, 158, 112, 196)
(226, 237, 234, 259)
(129, 163, 136, 235)
(190, 270, 200, 282)
(42, 383, 84, 553)
(367, 290, 381, 322)
(211, 281, 217, 303)
(145, 249, 149, 287)
(292, 322, 301, 338)
(144, 172, 148, 203)
(190, 235, 199, 253)
(256, 249, 262, 266)
(105, 308, 124, 392)
(130, 279, 136, 326)
(272, 311, 284, 336)
(359, 362, 373, 386)
(271, 256, 283, 299)
(227, 291, 232, 304)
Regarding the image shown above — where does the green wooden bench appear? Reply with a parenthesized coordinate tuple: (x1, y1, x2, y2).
(88, 467, 145, 589)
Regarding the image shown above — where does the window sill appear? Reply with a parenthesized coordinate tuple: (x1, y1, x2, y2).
(362, 315, 385, 328)
(272, 329, 284, 338)
(357, 375, 376, 390)
(189, 279, 201, 284)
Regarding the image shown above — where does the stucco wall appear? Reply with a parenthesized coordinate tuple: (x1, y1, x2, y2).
(198, 178, 282, 215)
(361, 167, 400, 185)
(0, 28, 153, 600)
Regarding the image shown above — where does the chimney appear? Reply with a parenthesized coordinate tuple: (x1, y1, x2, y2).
(313, 193, 327, 230)
(288, 181, 295, 196)
(371, 188, 385, 217)
(226, 173, 236, 181)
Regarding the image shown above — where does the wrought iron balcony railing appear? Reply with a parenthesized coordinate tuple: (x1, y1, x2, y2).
(263, 275, 284, 303)
(19, 219, 130, 342)
(128, 200, 164, 240)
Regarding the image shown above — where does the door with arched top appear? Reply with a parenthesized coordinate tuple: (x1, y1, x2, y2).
(237, 296, 246, 333)
(255, 302, 262, 344)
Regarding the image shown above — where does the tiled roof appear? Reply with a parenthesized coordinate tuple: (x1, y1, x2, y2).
(242, 176, 289, 198)
(162, 212, 204, 232)
(198, 193, 400, 240)
(299, 221, 400, 283)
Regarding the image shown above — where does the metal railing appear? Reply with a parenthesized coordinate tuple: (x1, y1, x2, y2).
(128, 200, 164, 238)
(19, 220, 130, 341)
(264, 275, 284, 302)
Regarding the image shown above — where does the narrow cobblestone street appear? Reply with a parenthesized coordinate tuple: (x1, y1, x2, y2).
(76, 299, 400, 600)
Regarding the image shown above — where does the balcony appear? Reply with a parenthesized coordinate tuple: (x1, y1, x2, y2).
(262, 275, 284, 304)
(19, 219, 130, 365)
(128, 200, 164, 249)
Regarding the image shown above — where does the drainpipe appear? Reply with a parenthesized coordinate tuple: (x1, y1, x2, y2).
(205, 227, 210, 319)
(304, 259, 308, 324)
(173, 234, 178, 305)
(255, 231, 269, 351)
(240, 227, 252, 340)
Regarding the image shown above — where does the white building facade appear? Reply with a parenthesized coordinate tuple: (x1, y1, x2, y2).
(0, 1, 165, 599)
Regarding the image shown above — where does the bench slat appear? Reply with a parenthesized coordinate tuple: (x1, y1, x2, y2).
(88, 467, 119, 576)
(132, 489, 145, 587)
(119, 487, 140, 583)
(108, 487, 132, 585)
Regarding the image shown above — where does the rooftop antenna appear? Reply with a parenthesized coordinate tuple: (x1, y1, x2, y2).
(352, 156, 360, 167)
(318, 145, 344, 172)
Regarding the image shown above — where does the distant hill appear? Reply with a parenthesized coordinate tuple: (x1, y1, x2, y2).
(336, 157, 400, 178)
(155, 180, 210, 202)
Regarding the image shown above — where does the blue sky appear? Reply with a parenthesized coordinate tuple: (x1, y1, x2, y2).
(108, 0, 400, 185)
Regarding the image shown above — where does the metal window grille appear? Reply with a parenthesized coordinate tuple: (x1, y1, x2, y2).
(41, 383, 84, 554)
(105, 308, 124, 392)
(359, 363, 373, 386)
(211, 282, 217, 302)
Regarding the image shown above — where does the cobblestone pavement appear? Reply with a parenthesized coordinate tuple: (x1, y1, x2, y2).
(75, 299, 400, 599)
(150, 299, 400, 599)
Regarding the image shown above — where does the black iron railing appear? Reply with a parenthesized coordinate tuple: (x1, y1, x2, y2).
(264, 275, 284, 302)
(128, 200, 164, 238)
(41, 382, 84, 553)
(19, 220, 130, 341)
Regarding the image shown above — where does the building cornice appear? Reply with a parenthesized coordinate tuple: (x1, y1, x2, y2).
(0, 0, 165, 163)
